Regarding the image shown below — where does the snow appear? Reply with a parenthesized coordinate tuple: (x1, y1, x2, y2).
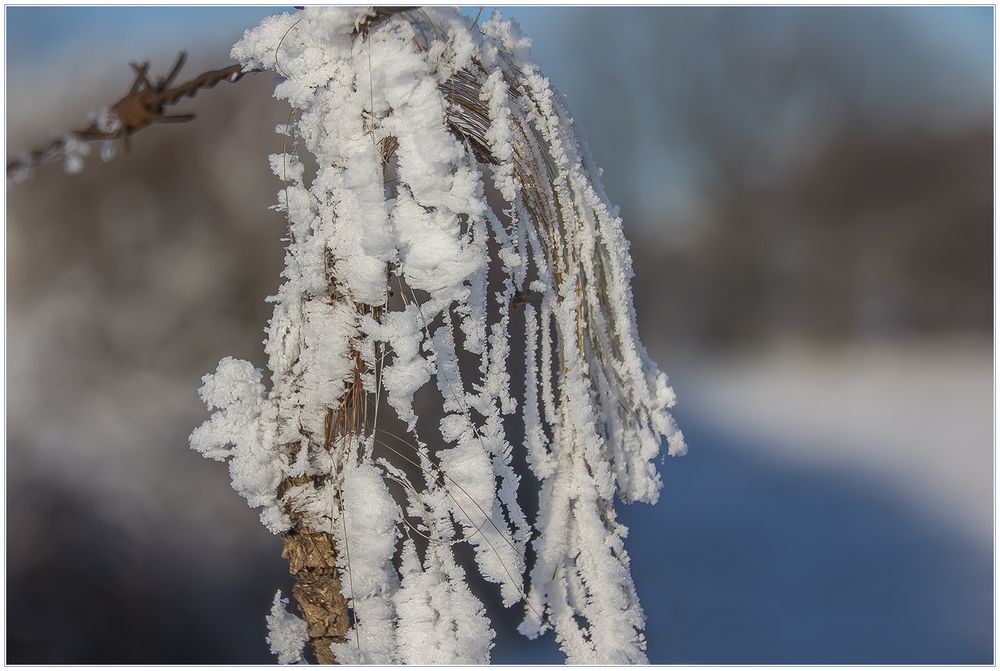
(672, 338, 993, 547)
(191, 6, 683, 663)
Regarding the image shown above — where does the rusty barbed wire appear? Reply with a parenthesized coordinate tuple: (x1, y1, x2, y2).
(6, 52, 261, 181)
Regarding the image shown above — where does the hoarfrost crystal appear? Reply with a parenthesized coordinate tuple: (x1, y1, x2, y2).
(192, 6, 685, 664)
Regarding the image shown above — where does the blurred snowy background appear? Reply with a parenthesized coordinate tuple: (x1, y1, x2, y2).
(6, 6, 993, 664)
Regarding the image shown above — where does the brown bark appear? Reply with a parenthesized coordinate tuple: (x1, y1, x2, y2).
(283, 529, 349, 665)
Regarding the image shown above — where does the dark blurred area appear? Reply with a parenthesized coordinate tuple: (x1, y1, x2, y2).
(5, 6, 993, 664)
(642, 119, 992, 345)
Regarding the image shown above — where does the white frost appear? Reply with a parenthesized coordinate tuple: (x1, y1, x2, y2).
(266, 591, 309, 665)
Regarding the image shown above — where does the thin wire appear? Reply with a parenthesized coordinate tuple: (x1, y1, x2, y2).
(369, 426, 542, 623)
(274, 17, 303, 78)
(372, 421, 525, 563)
(371, 304, 387, 449)
(337, 480, 362, 654)
(417, 8, 446, 41)
(379, 461, 489, 547)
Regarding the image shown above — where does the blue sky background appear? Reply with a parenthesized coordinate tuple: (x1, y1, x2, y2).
(7, 5, 992, 77)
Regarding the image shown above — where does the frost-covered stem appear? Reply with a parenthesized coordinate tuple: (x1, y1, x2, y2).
(192, 7, 685, 664)
(270, 13, 410, 661)
(279, 325, 377, 663)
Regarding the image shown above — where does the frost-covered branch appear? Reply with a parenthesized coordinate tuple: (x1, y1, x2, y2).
(191, 6, 685, 664)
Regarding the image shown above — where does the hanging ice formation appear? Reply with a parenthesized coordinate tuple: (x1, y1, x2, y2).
(190, 6, 685, 665)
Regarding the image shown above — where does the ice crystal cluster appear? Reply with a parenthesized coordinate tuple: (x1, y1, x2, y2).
(191, 6, 685, 665)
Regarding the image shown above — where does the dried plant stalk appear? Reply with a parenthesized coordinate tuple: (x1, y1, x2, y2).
(192, 7, 685, 665)
(283, 529, 348, 664)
